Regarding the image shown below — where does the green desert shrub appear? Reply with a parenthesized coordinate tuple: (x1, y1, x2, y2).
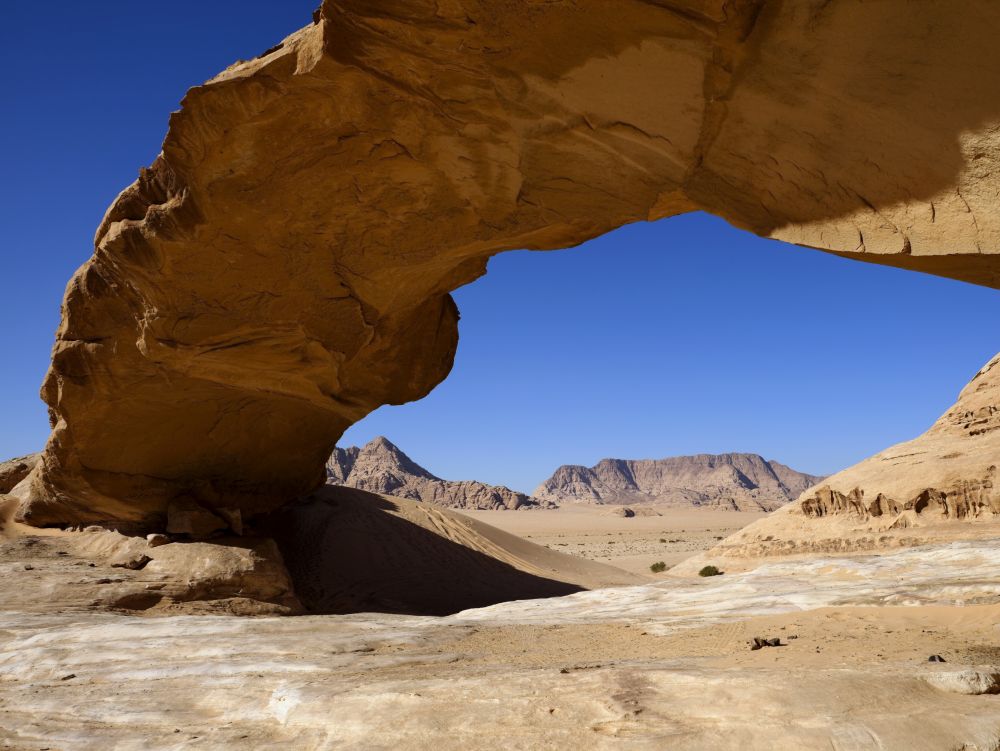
(698, 565, 722, 577)
(649, 561, 667, 573)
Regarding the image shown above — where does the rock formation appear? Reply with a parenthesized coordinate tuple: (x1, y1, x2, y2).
(681, 352, 1000, 565)
(535, 453, 822, 511)
(0, 454, 38, 495)
(19, 0, 1000, 528)
(326, 436, 550, 510)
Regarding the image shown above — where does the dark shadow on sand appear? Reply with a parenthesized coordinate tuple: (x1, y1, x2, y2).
(263, 487, 583, 616)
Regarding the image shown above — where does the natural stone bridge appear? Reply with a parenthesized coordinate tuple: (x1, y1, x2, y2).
(19, 0, 1000, 529)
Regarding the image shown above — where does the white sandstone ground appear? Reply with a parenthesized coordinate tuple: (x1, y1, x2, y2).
(3, 539, 1000, 749)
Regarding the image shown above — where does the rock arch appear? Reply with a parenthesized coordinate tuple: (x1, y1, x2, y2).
(19, 0, 1000, 527)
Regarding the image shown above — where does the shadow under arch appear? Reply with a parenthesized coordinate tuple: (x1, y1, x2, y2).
(263, 486, 585, 616)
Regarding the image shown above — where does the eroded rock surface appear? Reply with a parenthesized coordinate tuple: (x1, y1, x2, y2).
(0, 454, 38, 495)
(535, 453, 822, 511)
(327, 436, 550, 510)
(0, 495, 300, 615)
(22, 0, 1000, 527)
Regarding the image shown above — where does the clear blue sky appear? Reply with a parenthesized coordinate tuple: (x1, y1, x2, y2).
(4, 2, 1000, 494)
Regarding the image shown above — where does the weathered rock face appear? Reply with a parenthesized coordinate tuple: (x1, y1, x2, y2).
(683, 352, 1000, 564)
(535, 453, 822, 511)
(798, 352, 1000, 523)
(22, 0, 1000, 527)
(326, 436, 549, 510)
(0, 454, 39, 495)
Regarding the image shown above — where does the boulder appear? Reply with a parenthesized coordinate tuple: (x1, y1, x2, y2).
(923, 668, 1000, 695)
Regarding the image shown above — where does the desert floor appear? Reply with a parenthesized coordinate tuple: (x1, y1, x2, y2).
(462, 505, 766, 575)
(3, 495, 1000, 749)
(4, 539, 1000, 749)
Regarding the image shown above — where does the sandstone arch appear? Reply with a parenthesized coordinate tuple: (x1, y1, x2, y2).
(19, 0, 1000, 528)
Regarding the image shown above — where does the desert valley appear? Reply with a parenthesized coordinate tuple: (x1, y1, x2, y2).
(5, 1, 1000, 749)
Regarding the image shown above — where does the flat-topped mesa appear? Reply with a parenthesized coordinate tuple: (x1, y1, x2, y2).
(19, 0, 1000, 528)
(534, 453, 823, 511)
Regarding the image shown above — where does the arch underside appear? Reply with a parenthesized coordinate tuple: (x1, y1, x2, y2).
(19, 0, 1000, 527)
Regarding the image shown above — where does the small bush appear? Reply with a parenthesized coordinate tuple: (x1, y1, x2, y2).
(659, 538, 666, 543)
(699, 565, 722, 577)
(650, 561, 667, 573)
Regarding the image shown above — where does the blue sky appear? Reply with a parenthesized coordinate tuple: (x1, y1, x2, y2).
(4, 2, 1000, 494)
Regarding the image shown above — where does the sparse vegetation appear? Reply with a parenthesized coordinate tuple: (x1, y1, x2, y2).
(659, 538, 666, 543)
(650, 561, 667, 573)
(699, 565, 723, 577)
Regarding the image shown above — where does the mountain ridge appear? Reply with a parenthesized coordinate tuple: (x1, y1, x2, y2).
(533, 452, 825, 512)
(326, 437, 550, 511)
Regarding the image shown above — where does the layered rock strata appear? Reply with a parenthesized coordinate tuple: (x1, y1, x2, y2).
(22, 0, 1000, 527)
(683, 352, 1000, 564)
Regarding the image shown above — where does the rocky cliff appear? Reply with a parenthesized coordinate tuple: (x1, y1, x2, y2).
(20, 1, 1000, 528)
(535, 453, 823, 511)
(327, 437, 550, 511)
(681, 352, 1000, 565)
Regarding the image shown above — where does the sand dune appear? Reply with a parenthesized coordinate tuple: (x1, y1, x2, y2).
(265, 487, 641, 615)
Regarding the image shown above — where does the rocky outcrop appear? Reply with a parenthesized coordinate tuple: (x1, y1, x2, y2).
(21, 1, 1000, 528)
(0, 495, 300, 615)
(327, 437, 550, 510)
(0, 454, 39, 494)
(535, 453, 823, 511)
(683, 352, 1000, 564)
(0, 488, 635, 618)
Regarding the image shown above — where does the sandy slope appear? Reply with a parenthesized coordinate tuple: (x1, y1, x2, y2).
(266, 487, 642, 614)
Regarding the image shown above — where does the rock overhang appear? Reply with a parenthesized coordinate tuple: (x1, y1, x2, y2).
(19, 0, 1000, 528)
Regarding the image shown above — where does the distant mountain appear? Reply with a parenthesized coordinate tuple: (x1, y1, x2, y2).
(533, 453, 824, 512)
(326, 437, 552, 511)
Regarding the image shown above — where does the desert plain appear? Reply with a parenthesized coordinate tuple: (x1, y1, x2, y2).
(464, 505, 766, 575)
